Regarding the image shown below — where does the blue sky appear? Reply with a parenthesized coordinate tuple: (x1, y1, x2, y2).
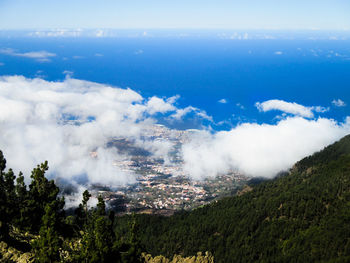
(0, 0, 350, 30)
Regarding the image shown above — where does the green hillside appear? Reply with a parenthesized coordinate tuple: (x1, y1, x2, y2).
(117, 135, 350, 262)
(1, 135, 350, 262)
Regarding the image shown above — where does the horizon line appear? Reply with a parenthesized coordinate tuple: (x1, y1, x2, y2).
(1, 28, 350, 32)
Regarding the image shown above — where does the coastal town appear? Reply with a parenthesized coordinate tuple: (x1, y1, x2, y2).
(89, 125, 248, 215)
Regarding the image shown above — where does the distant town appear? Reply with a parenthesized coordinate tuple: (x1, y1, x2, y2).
(85, 125, 248, 215)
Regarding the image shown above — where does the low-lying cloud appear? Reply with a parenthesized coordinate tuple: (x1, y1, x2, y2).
(0, 76, 349, 186)
(0, 76, 206, 186)
(0, 48, 56, 62)
(182, 117, 350, 179)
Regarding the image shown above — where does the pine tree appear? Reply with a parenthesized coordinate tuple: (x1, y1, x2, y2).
(26, 161, 64, 232)
(74, 203, 85, 230)
(0, 150, 6, 176)
(14, 172, 28, 229)
(119, 214, 143, 263)
(33, 201, 62, 263)
(0, 150, 8, 240)
(96, 195, 106, 216)
(82, 190, 91, 213)
(4, 168, 16, 220)
(78, 194, 120, 263)
(82, 190, 91, 221)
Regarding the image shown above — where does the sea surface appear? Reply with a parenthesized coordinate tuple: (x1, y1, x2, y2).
(1, 36, 349, 129)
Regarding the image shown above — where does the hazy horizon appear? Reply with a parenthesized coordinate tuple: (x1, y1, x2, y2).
(1, 0, 349, 30)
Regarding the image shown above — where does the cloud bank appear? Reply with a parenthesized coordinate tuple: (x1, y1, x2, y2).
(182, 117, 350, 179)
(0, 76, 349, 186)
(0, 76, 207, 186)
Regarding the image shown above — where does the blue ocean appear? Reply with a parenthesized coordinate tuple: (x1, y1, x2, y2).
(1, 35, 349, 129)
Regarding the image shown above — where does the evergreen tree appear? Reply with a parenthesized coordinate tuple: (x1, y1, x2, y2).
(82, 190, 91, 214)
(26, 161, 64, 232)
(96, 195, 106, 216)
(83, 216, 118, 263)
(78, 194, 120, 263)
(14, 172, 28, 229)
(0, 150, 8, 240)
(82, 190, 91, 222)
(4, 168, 16, 219)
(119, 214, 143, 263)
(74, 203, 85, 230)
(33, 201, 62, 263)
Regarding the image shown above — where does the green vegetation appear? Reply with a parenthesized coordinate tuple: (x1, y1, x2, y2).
(0, 151, 143, 263)
(115, 135, 350, 262)
(2, 135, 350, 262)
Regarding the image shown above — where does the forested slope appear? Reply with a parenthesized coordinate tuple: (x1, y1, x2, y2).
(2, 135, 350, 262)
(117, 135, 350, 262)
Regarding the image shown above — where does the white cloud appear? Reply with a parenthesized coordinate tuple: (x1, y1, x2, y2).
(170, 106, 212, 121)
(0, 76, 207, 186)
(182, 117, 350, 179)
(332, 99, 346, 107)
(312, 106, 330, 113)
(218, 98, 227, 104)
(0, 48, 56, 62)
(0, 76, 349, 187)
(171, 106, 197, 120)
(146, 96, 176, 115)
(255, 99, 328, 118)
(274, 51, 283, 55)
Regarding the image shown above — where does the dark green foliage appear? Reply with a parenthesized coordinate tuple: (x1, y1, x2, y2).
(77, 193, 121, 263)
(118, 214, 143, 263)
(96, 195, 106, 216)
(0, 152, 21, 240)
(79, 215, 118, 263)
(82, 190, 91, 212)
(14, 172, 28, 229)
(296, 134, 350, 172)
(0, 150, 9, 240)
(32, 201, 63, 263)
(26, 161, 65, 232)
(0, 151, 142, 262)
(74, 204, 86, 230)
(0, 150, 6, 173)
(0, 153, 66, 262)
(115, 135, 350, 263)
(75, 193, 142, 262)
